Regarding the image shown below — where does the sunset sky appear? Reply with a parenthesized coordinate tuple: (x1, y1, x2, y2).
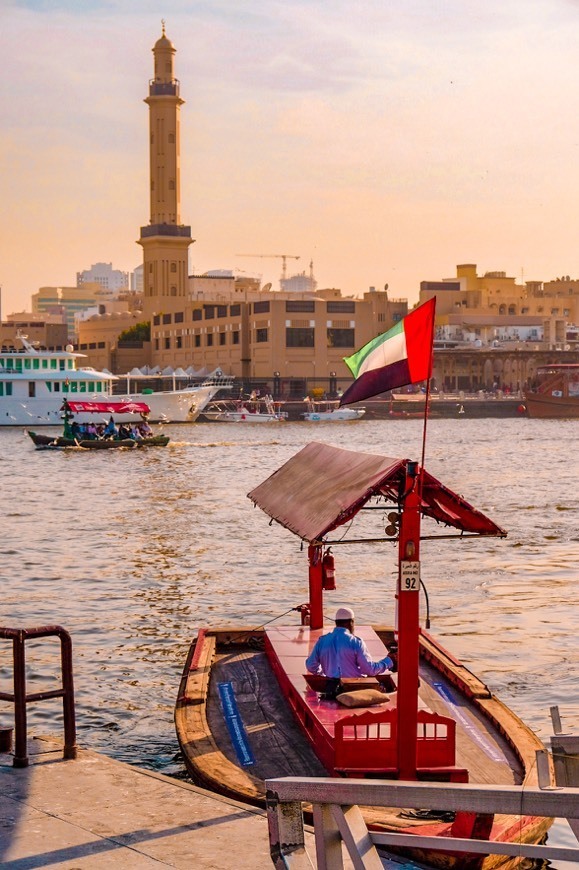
(3, 0, 579, 316)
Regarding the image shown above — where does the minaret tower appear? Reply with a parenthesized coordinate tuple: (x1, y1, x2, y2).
(138, 23, 193, 319)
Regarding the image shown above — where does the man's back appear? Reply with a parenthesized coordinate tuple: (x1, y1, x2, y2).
(305, 626, 390, 678)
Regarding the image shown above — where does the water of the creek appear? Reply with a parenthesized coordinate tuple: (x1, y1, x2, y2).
(1, 418, 577, 866)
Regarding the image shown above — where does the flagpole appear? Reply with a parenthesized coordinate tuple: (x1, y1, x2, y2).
(419, 297, 436, 482)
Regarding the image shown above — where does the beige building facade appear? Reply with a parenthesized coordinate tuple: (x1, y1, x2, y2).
(0, 317, 68, 351)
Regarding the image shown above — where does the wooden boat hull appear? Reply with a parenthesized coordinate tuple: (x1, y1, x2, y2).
(523, 391, 579, 418)
(175, 625, 551, 870)
(27, 431, 169, 449)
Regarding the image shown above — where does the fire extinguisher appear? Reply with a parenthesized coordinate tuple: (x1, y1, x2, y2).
(322, 548, 336, 590)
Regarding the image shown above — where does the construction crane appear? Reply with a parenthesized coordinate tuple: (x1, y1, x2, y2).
(236, 254, 300, 281)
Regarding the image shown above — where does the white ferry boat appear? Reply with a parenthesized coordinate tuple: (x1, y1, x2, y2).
(302, 399, 365, 422)
(0, 335, 232, 425)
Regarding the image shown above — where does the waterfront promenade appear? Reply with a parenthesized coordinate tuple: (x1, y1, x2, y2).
(0, 738, 279, 868)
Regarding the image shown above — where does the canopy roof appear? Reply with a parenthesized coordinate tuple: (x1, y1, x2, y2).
(63, 400, 150, 415)
(248, 442, 505, 543)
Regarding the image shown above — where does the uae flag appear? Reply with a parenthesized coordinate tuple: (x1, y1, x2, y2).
(339, 298, 436, 406)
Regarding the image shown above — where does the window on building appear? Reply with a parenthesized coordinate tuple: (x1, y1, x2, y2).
(171, 263, 177, 272)
(169, 180, 175, 190)
(230, 304, 241, 316)
(163, 314, 171, 324)
(170, 286, 177, 296)
(98, 342, 105, 349)
(207, 333, 213, 347)
(232, 331, 240, 344)
(286, 300, 315, 313)
(286, 327, 315, 347)
(165, 337, 171, 349)
(327, 328, 354, 348)
(176, 335, 182, 349)
(155, 338, 159, 350)
(174, 311, 184, 323)
(327, 301, 355, 314)
(254, 301, 270, 314)
(153, 314, 160, 325)
(256, 328, 268, 343)
(219, 332, 226, 346)
(393, 313, 402, 322)
(195, 334, 201, 347)
(217, 305, 227, 318)
(193, 309, 202, 321)
(204, 306, 215, 319)
(168, 133, 175, 143)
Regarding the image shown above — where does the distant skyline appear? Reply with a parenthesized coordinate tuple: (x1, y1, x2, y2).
(3, 1, 579, 316)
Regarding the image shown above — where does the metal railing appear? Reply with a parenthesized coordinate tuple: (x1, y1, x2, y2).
(266, 774, 579, 868)
(0, 626, 77, 767)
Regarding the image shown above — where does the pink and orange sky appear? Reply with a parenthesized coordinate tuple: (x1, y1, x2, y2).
(3, 0, 579, 316)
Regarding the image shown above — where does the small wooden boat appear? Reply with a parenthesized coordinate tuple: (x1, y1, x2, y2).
(302, 399, 365, 421)
(175, 443, 551, 869)
(27, 400, 170, 449)
(523, 363, 579, 418)
(27, 431, 169, 449)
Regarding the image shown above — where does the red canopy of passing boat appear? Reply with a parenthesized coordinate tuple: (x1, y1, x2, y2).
(248, 441, 505, 543)
(62, 400, 151, 415)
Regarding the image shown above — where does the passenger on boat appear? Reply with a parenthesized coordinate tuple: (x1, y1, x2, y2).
(305, 607, 393, 678)
(104, 416, 117, 438)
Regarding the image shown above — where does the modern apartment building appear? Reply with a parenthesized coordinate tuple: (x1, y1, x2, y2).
(77, 262, 129, 292)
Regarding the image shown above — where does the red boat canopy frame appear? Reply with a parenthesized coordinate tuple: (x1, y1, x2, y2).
(62, 400, 151, 415)
(248, 441, 505, 542)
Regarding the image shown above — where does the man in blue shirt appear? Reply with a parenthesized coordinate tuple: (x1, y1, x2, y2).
(305, 607, 393, 679)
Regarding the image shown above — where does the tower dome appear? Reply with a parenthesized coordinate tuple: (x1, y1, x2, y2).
(154, 21, 174, 51)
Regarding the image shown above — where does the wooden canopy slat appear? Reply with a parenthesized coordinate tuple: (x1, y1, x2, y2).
(248, 442, 505, 543)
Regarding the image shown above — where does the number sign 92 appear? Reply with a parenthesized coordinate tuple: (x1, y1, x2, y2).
(400, 561, 420, 592)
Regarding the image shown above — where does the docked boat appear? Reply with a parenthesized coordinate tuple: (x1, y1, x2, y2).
(27, 400, 170, 449)
(175, 442, 551, 869)
(523, 363, 579, 418)
(302, 399, 365, 421)
(202, 395, 288, 423)
(0, 334, 230, 425)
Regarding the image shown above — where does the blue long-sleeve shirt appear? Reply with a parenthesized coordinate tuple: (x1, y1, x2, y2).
(305, 626, 392, 678)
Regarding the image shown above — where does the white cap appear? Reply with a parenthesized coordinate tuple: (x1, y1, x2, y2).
(335, 607, 355, 621)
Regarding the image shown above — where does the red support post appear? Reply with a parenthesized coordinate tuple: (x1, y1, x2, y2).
(396, 462, 422, 780)
(308, 545, 324, 630)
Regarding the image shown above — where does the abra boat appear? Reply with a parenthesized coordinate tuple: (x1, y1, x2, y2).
(175, 442, 551, 869)
(0, 333, 229, 425)
(202, 395, 288, 423)
(27, 400, 169, 449)
(523, 363, 579, 418)
(302, 399, 365, 421)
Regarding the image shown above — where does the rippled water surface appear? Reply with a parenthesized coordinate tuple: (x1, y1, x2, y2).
(1, 419, 577, 863)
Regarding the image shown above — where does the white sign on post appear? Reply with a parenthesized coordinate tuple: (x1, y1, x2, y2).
(400, 561, 420, 592)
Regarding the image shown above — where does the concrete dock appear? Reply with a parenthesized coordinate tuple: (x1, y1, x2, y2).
(0, 738, 423, 869)
(0, 737, 284, 868)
